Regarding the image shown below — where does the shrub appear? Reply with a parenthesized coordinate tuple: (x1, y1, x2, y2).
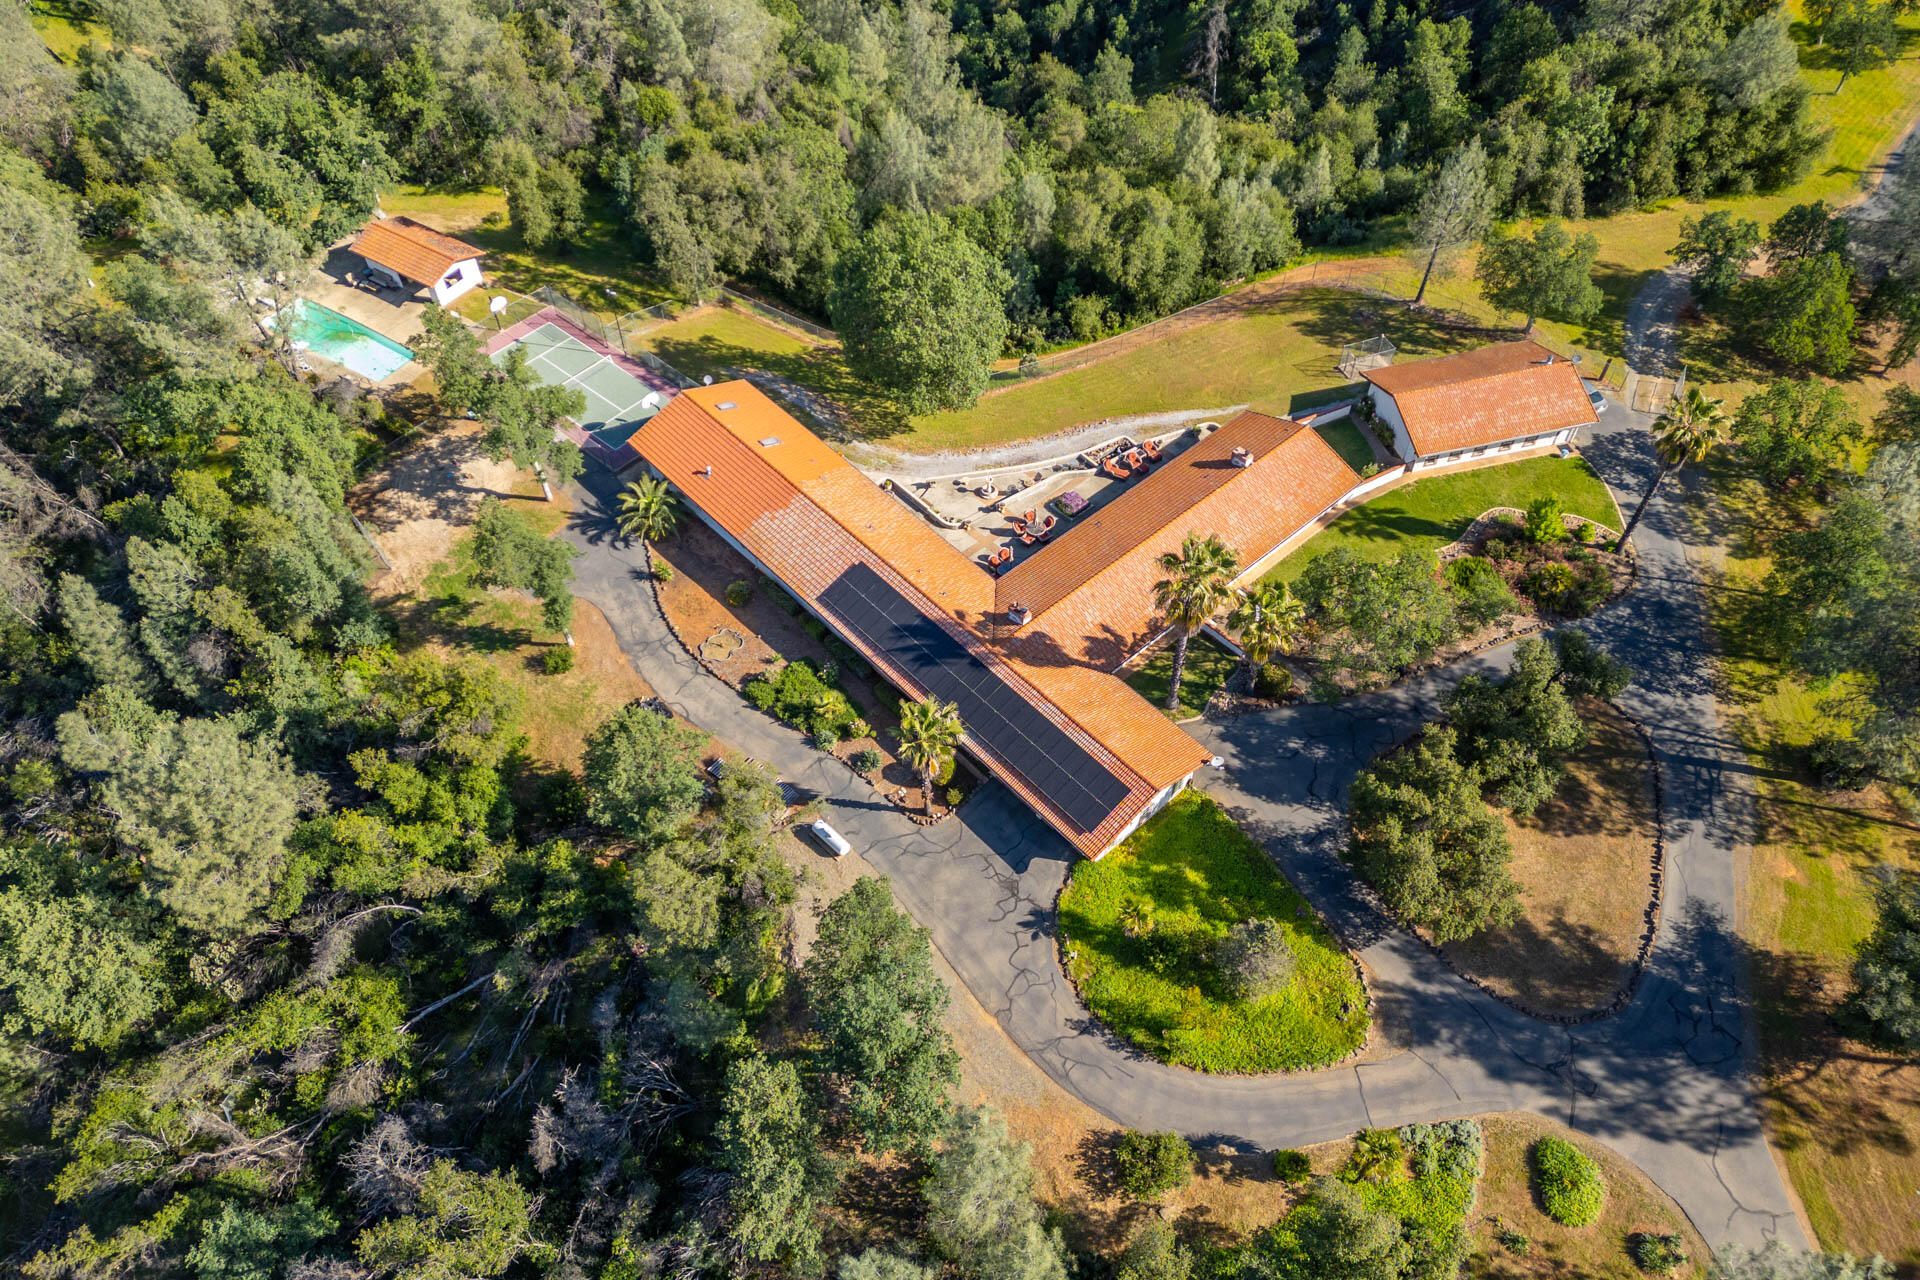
(850, 748, 883, 773)
(1112, 1130, 1192, 1199)
(1498, 1228, 1531, 1254)
(778, 592, 803, 615)
(1520, 561, 1577, 606)
(846, 718, 871, 740)
(1342, 1128, 1404, 1185)
(814, 721, 842, 749)
(1571, 519, 1594, 542)
(542, 647, 575, 675)
(1533, 1136, 1605, 1226)
(1524, 496, 1569, 544)
(1214, 919, 1298, 1000)
(1631, 1232, 1687, 1274)
(1272, 1149, 1310, 1183)
(801, 616, 828, 641)
(1254, 662, 1293, 700)
(945, 786, 963, 807)
(1445, 556, 1520, 628)
(1483, 537, 1513, 562)
(745, 661, 860, 740)
(725, 580, 752, 606)
(653, 559, 675, 583)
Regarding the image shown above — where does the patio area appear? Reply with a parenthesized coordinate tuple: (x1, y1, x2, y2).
(898, 428, 1210, 575)
(304, 245, 441, 346)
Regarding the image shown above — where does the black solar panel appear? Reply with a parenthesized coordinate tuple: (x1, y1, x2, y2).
(820, 564, 1132, 833)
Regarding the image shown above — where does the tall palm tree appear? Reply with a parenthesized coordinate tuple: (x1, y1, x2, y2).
(1615, 386, 1731, 550)
(1227, 580, 1305, 687)
(1152, 532, 1241, 713)
(895, 697, 963, 816)
(616, 474, 680, 542)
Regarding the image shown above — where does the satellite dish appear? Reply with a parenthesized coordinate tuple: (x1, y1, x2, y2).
(702, 375, 714, 386)
(489, 295, 507, 314)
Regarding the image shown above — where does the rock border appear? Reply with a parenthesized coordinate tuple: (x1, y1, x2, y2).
(1354, 699, 1668, 1027)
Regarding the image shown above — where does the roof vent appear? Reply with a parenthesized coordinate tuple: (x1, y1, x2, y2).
(715, 400, 737, 410)
(1008, 603, 1032, 626)
(698, 465, 713, 477)
(1230, 445, 1254, 469)
(757, 436, 781, 447)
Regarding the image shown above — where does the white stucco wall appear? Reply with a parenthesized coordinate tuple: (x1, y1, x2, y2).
(1368, 385, 1415, 461)
(429, 259, 483, 305)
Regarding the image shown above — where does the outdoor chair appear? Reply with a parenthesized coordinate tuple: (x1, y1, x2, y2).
(1142, 439, 1163, 461)
(1102, 458, 1131, 480)
(1124, 448, 1148, 472)
(1020, 532, 1037, 545)
(1041, 514, 1057, 531)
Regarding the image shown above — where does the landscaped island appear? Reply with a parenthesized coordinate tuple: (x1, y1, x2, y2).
(1056, 790, 1367, 1073)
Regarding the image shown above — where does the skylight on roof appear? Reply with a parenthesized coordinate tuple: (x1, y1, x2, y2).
(715, 401, 737, 410)
(758, 436, 781, 447)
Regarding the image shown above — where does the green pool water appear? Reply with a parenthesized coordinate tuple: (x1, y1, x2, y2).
(282, 300, 415, 380)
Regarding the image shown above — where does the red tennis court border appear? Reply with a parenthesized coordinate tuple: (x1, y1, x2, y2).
(481, 306, 678, 473)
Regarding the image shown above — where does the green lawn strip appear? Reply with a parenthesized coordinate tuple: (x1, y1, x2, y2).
(1056, 790, 1367, 1073)
(1316, 420, 1377, 473)
(30, 0, 106, 60)
(1123, 635, 1240, 721)
(453, 290, 544, 330)
(896, 288, 1487, 450)
(1263, 455, 1622, 584)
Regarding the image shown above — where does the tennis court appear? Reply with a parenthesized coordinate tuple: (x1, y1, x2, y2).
(493, 321, 672, 448)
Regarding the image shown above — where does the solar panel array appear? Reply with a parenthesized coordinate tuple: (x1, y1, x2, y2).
(820, 564, 1132, 833)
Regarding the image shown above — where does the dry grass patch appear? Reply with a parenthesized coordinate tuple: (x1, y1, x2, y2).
(1469, 1114, 1703, 1279)
(1442, 700, 1660, 1016)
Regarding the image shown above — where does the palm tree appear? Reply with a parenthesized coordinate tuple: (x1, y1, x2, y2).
(895, 697, 963, 816)
(1118, 898, 1154, 939)
(1227, 580, 1305, 688)
(616, 474, 680, 542)
(1615, 387, 1731, 550)
(1152, 532, 1241, 713)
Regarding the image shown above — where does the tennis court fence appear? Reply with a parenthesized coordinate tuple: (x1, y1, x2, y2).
(528, 286, 697, 389)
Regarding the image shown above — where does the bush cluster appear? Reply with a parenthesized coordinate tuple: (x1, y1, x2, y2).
(1631, 1232, 1688, 1274)
(1524, 496, 1569, 544)
(542, 647, 574, 675)
(1254, 662, 1293, 700)
(1445, 555, 1521, 628)
(1271, 1149, 1311, 1183)
(1533, 1136, 1605, 1226)
(745, 661, 861, 744)
(725, 580, 752, 606)
(1213, 918, 1297, 1000)
(1112, 1129, 1193, 1200)
(849, 748, 883, 774)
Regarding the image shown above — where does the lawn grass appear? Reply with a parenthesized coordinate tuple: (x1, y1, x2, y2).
(1263, 455, 1622, 583)
(453, 290, 544, 330)
(29, 0, 106, 61)
(1123, 634, 1239, 721)
(1317, 420, 1377, 473)
(1055, 790, 1368, 1073)
(897, 288, 1484, 451)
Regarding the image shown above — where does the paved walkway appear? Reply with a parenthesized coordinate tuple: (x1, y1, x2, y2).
(560, 395, 1801, 1250)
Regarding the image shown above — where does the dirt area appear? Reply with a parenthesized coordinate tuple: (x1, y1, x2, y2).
(1442, 700, 1660, 1016)
(354, 420, 534, 596)
(1470, 1114, 1704, 1279)
(650, 519, 979, 817)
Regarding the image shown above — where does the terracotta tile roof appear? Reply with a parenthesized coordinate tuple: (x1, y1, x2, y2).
(628, 384, 1209, 856)
(995, 412, 1360, 668)
(351, 216, 485, 287)
(1363, 340, 1595, 457)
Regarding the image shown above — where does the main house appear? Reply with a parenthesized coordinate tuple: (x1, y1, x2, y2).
(352, 216, 487, 305)
(623, 341, 1599, 858)
(1363, 340, 1597, 471)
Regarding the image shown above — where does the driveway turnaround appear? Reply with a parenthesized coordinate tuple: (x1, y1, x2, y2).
(562, 394, 1803, 1251)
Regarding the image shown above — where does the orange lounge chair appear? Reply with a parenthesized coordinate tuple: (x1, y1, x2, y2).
(1142, 439, 1163, 461)
(1124, 448, 1148, 472)
(1041, 514, 1057, 531)
(1020, 532, 1037, 545)
(1103, 458, 1131, 480)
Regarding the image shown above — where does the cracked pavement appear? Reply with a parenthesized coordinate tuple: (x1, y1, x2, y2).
(557, 387, 1803, 1250)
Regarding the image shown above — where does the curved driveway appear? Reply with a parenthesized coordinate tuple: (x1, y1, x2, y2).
(563, 400, 1802, 1250)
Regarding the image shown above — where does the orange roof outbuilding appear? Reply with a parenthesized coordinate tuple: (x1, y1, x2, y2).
(351, 217, 486, 288)
(628, 383, 1211, 857)
(1363, 340, 1596, 457)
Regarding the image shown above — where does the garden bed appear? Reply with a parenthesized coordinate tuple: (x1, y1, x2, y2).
(1056, 790, 1369, 1074)
(648, 519, 979, 815)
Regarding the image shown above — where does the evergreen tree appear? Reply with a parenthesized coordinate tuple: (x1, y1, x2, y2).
(1409, 139, 1493, 305)
(579, 701, 707, 843)
(715, 1054, 838, 1271)
(925, 1106, 1068, 1280)
(58, 574, 156, 697)
(1475, 220, 1603, 331)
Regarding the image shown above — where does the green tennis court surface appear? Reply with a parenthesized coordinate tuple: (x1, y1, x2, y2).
(494, 322, 668, 444)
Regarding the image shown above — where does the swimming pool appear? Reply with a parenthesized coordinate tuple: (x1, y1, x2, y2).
(278, 300, 415, 380)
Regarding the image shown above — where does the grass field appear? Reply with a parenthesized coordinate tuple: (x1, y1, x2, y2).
(1123, 634, 1239, 721)
(1317, 420, 1378, 473)
(1688, 451, 1920, 1267)
(901, 288, 1485, 451)
(29, 0, 106, 61)
(1056, 790, 1368, 1074)
(1264, 455, 1621, 583)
